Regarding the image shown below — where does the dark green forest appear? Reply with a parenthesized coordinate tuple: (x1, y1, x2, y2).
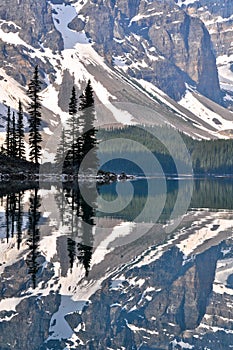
(97, 125, 233, 175)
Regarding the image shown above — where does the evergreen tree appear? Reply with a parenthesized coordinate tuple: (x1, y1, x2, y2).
(10, 112, 17, 158)
(27, 65, 42, 164)
(16, 100, 26, 160)
(79, 80, 98, 172)
(4, 106, 11, 156)
(55, 128, 67, 164)
(69, 86, 78, 116)
(65, 85, 84, 172)
(67, 86, 78, 167)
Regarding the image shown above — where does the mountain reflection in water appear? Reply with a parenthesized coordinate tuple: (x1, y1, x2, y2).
(0, 178, 233, 349)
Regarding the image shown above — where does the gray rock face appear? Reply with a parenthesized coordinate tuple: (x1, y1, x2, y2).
(0, 0, 62, 50)
(71, 0, 222, 103)
(0, 0, 228, 106)
(0, 0, 63, 85)
(176, 0, 233, 56)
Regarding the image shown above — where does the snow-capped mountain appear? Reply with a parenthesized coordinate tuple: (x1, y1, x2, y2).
(0, 0, 232, 150)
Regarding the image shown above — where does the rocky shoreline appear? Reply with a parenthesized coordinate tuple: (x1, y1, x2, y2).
(0, 156, 135, 183)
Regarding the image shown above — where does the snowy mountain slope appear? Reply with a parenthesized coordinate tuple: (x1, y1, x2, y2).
(44, 1, 233, 139)
(34, 1, 233, 142)
(0, 0, 232, 153)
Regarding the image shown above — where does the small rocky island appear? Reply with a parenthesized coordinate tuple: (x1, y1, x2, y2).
(0, 154, 134, 183)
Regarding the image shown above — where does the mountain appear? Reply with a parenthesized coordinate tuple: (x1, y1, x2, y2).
(75, 0, 222, 103)
(0, 0, 232, 158)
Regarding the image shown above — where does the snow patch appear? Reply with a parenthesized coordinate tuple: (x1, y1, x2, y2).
(0, 297, 22, 312)
(171, 339, 194, 349)
(51, 3, 89, 49)
(125, 319, 159, 335)
(179, 90, 233, 132)
(129, 11, 163, 26)
(113, 55, 127, 67)
(176, 0, 197, 7)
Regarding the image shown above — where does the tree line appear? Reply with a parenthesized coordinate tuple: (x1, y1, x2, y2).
(98, 125, 233, 175)
(1, 66, 42, 164)
(0, 65, 98, 173)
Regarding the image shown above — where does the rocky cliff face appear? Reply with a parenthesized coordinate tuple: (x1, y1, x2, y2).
(0, 0, 223, 104)
(176, 0, 233, 56)
(175, 0, 233, 106)
(0, 0, 62, 50)
(0, 0, 63, 85)
(70, 0, 222, 103)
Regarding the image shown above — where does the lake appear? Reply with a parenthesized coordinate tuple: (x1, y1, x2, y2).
(0, 178, 233, 349)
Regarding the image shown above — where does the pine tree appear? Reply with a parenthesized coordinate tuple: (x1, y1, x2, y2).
(65, 85, 84, 172)
(69, 86, 78, 116)
(79, 80, 98, 172)
(16, 100, 26, 160)
(66, 86, 78, 168)
(27, 65, 42, 164)
(64, 86, 76, 169)
(55, 128, 67, 164)
(73, 114, 84, 171)
(68, 86, 78, 166)
(4, 106, 11, 156)
(10, 112, 17, 158)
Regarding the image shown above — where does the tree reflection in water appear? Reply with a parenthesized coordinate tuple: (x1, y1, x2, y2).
(26, 188, 41, 289)
(55, 182, 96, 277)
(4, 191, 24, 247)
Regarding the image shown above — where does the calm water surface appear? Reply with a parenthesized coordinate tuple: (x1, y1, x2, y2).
(0, 178, 233, 349)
